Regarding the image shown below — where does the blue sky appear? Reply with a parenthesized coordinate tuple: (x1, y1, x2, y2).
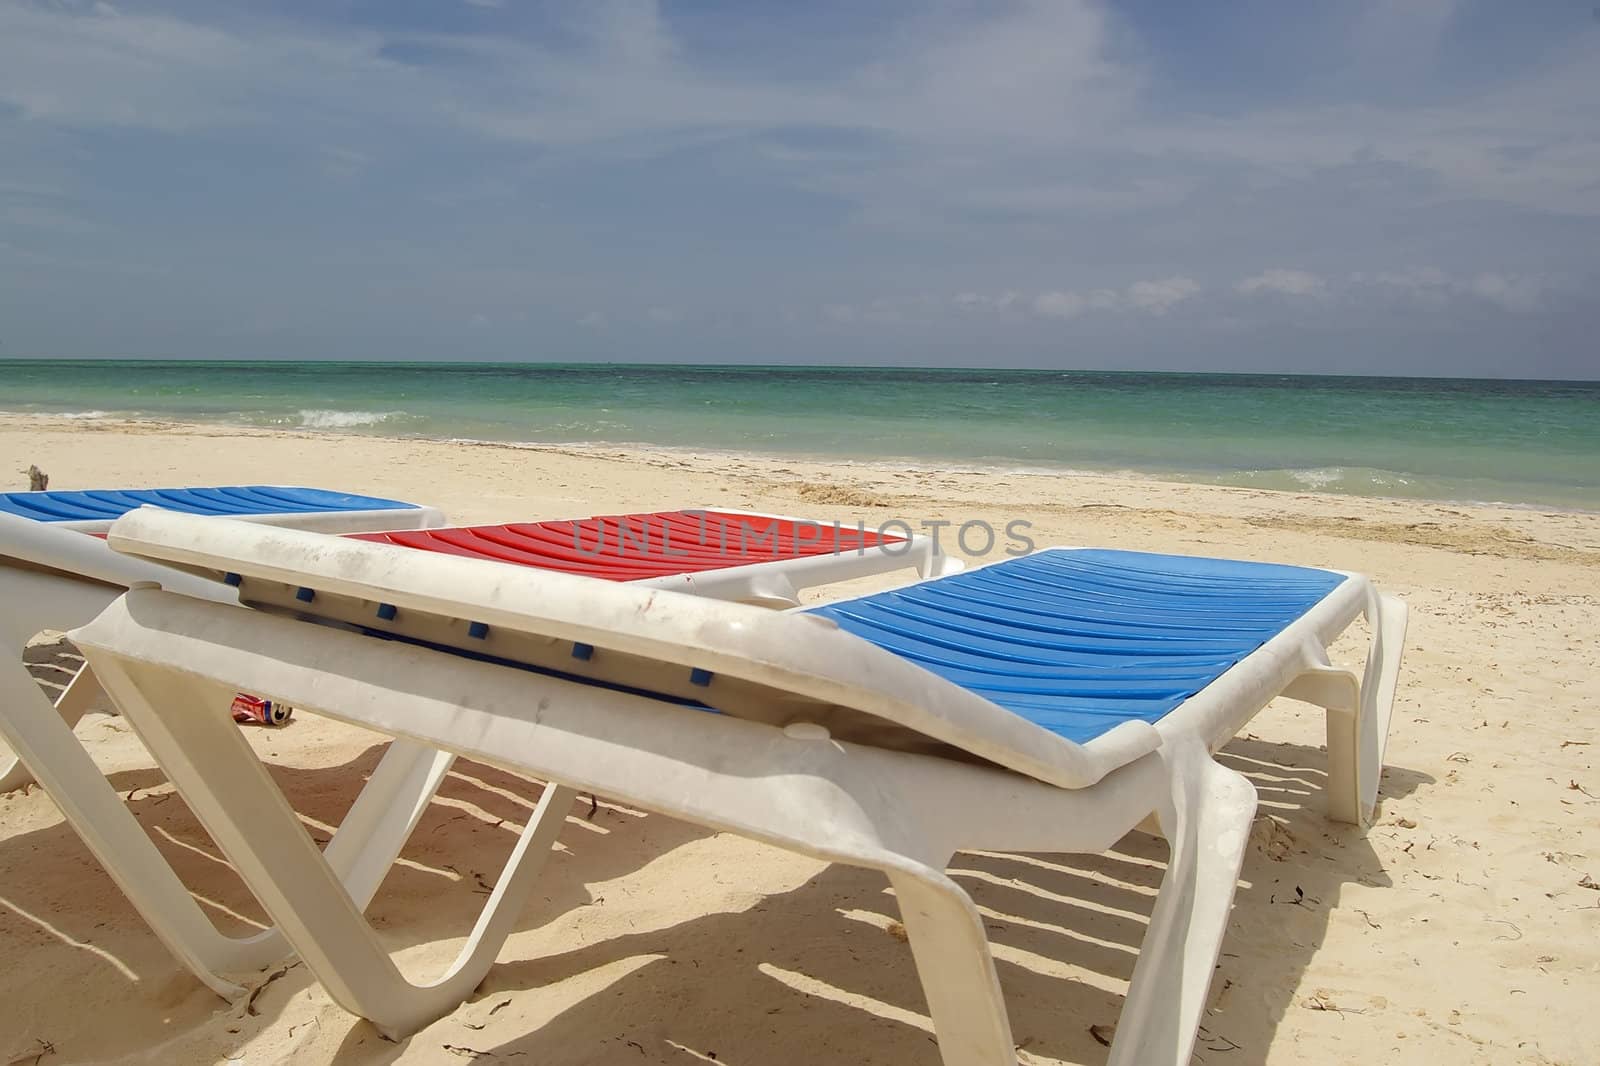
(1, 0, 1596, 376)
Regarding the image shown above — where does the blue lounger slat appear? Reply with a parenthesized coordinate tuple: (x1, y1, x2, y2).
(840, 593, 1291, 644)
(895, 578, 1310, 628)
(809, 549, 1344, 745)
(995, 555, 1339, 600)
(0, 486, 420, 524)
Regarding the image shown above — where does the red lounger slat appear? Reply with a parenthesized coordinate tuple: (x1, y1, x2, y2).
(346, 509, 905, 580)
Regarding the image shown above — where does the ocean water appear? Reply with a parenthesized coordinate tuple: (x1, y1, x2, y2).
(2, 360, 1597, 510)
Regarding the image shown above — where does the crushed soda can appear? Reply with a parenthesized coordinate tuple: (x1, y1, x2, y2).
(230, 693, 293, 726)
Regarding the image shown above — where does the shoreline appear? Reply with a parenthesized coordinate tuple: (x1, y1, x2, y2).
(4, 414, 1598, 575)
(4, 411, 1596, 518)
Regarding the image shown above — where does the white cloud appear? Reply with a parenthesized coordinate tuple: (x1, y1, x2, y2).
(3, 0, 1595, 223)
(0, 1, 1592, 372)
(0, 3, 394, 133)
(1365, 266, 1451, 289)
(1033, 279, 1198, 319)
(822, 299, 904, 325)
(1032, 291, 1087, 319)
(1032, 289, 1117, 318)
(1467, 272, 1543, 313)
(1125, 277, 1201, 315)
(1353, 267, 1546, 313)
(954, 291, 1021, 313)
(1236, 268, 1325, 297)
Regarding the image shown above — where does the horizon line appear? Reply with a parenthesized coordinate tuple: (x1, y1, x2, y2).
(1, 356, 1596, 386)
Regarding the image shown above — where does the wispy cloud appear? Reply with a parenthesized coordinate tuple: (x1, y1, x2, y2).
(10, 0, 1591, 216)
(1033, 278, 1199, 319)
(1353, 267, 1550, 313)
(0, 0, 1595, 372)
(1125, 278, 1202, 315)
(953, 291, 1022, 314)
(1237, 269, 1326, 298)
(822, 299, 903, 326)
(0, 2, 396, 133)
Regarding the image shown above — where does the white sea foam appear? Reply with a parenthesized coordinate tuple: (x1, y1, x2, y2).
(295, 409, 400, 429)
(1288, 467, 1346, 489)
(50, 410, 112, 420)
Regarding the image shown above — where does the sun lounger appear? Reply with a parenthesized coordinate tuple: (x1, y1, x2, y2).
(70, 511, 1407, 1065)
(0, 503, 950, 998)
(1, 486, 445, 769)
(0, 486, 445, 793)
(0, 485, 443, 992)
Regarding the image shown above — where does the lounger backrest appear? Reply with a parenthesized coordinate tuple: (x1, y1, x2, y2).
(104, 510, 1159, 789)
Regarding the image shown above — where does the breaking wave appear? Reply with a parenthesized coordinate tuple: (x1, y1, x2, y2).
(293, 409, 403, 429)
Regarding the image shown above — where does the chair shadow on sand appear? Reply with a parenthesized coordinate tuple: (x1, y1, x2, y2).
(0, 720, 1430, 1066)
(366, 739, 1427, 1066)
(0, 734, 713, 1062)
(325, 731, 1423, 1065)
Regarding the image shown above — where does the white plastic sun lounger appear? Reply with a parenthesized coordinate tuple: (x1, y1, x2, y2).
(0, 486, 444, 994)
(69, 510, 1406, 1066)
(0, 486, 445, 793)
(0, 503, 950, 999)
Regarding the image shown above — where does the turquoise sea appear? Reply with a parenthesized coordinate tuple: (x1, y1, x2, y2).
(2, 360, 1597, 510)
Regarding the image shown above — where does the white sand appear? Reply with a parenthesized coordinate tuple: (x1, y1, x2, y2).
(0, 414, 1596, 1065)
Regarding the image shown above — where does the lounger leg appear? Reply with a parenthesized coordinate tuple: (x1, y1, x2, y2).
(1109, 743, 1256, 1066)
(1318, 589, 1408, 825)
(1, 661, 112, 794)
(0, 569, 120, 792)
(886, 866, 1017, 1066)
(0, 570, 297, 990)
(1344, 590, 1407, 825)
(51, 662, 106, 730)
(323, 740, 458, 909)
(1, 664, 463, 992)
(92, 654, 574, 1038)
(1, 573, 463, 992)
(0, 650, 287, 994)
(1285, 647, 1364, 825)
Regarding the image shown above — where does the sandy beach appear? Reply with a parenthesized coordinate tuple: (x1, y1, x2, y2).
(1, 412, 1596, 1066)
